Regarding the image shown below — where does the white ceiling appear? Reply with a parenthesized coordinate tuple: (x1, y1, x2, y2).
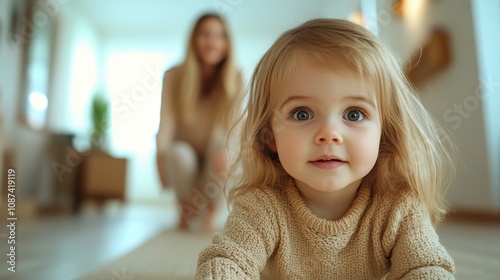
(68, 0, 361, 37)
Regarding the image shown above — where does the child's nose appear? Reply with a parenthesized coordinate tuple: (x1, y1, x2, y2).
(315, 120, 343, 144)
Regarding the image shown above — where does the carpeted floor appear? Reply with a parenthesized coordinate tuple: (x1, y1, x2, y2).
(80, 230, 212, 280)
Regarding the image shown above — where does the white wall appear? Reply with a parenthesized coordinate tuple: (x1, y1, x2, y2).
(471, 0, 500, 210)
(48, 7, 101, 135)
(377, 0, 499, 212)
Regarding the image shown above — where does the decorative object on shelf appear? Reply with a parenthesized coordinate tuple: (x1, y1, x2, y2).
(391, 0, 404, 17)
(405, 28, 451, 85)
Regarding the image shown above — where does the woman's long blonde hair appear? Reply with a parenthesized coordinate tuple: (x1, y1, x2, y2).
(175, 13, 240, 124)
(228, 18, 455, 226)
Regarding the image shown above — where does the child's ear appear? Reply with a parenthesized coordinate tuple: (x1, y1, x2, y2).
(262, 126, 277, 152)
(267, 138, 277, 152)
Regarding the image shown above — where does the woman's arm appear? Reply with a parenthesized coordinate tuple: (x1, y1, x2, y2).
(387, 204, 455, 279)
(156, 70, 176, 188)
(195, 190, 279, 279)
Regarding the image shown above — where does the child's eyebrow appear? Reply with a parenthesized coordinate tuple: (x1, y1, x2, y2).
(344, 96, 378, 109)
(278, 96, 310, 110)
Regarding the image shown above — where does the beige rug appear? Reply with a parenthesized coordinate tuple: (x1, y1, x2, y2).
(80, 230, 212, 280)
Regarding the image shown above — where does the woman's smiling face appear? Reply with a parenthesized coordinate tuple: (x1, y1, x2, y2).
(195, 17, 228, 66)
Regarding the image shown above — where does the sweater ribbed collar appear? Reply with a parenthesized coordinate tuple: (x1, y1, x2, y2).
(284, 180, 371, 235)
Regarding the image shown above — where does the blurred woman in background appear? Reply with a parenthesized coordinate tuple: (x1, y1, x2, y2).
(156, 13, 242, 232)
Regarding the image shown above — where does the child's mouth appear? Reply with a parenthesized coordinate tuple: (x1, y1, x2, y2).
(310, 158, 346, 169)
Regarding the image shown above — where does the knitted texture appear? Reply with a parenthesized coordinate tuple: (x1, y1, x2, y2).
(195, 182, 455, 279)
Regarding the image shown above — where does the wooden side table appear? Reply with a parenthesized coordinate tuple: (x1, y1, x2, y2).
(77, 151, 127, 210)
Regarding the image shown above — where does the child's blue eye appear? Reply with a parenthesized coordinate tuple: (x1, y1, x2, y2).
(344, 109, 365, 121)
(292, 109, 312, 121)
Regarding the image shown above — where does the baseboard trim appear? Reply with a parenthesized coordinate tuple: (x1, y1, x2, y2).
(446, 209, 500, 224)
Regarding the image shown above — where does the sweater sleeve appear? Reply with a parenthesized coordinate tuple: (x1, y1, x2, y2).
(195, 190, 279, 280)
(387, 202, 455, 280)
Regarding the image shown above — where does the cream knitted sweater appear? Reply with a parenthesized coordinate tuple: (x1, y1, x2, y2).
(196, 182, 455, 279)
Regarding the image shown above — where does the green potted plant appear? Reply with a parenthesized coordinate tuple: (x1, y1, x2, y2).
(90, 93, 110, 151)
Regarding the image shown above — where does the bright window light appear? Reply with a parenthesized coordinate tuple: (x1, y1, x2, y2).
(29, 91, 48, 111)
(105, 51, 171, 154)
